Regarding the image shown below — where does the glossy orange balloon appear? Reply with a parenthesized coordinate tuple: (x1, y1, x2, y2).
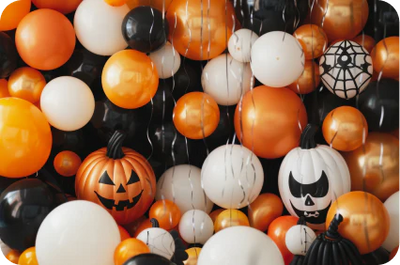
(288, 61, 320, 94)
(166, 0, 235, 60)
(149, 200, 182, 230)
(0, 79, 10, 98)
(0, 98, 52, 178)
(173, 92, 220, 139)
(184, 247, 201, 265)
(209, 209, 224, 223)
(114, 238, 150, 265)
(214, 209, 250, 233)
(102, 50, 159, 109)
(234, 86, 308, 159)
(371, 37, 399, 80)
(105, 0, 126, 6)
(294, 24, 328, 60)
(390, 246, 398, 261)
(133, 218, 152, 237)
(15, 9, 76, 71)
(248, 193, 283, 232)
(119, 225, 131, 241)
(352, 34, 376, 53)
(8, 67, 46, 104)
(326, 191, 390, 254)
(18, 247, 38, 265)
(6, 250, 20, 264)
(127, 0, 172, 11)
(342, 133, 399, 201)
(31, 0, 82, 14)
(53, 150, 82, 177)
(0, 0, 31, 31)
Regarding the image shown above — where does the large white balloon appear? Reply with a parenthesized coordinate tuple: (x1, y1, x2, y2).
(74, 0, 129, 56)
(136, 227, 175, 260)
(36, 201, 120, 265)
(228, 29, 259, 63)
(156, 165, 214, 214)
(285, 224, 316, 256)
(201, 145, 264, 209)
(382, 191, 399, 251)
(198, 226, 284, 265)
(149, 42, 181, 79)
(179, 210, 214, 245)
(251, 31, 305, 88)
(40, 76, 95, 131)
(201, 54, 253, 106)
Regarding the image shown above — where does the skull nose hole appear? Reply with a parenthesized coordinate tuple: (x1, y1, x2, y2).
(117, 184, 126, 193)
(305, 195, 315, 206)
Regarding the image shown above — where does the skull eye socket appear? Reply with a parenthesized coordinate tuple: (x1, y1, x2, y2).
(99, 171, 115, 186)
(127, 170, 140, 185)
(289, 171, 329, 198)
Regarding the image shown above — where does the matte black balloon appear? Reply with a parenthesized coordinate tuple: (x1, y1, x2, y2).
(123, 253, 174, 265)
(0, 32, 17, 78)
(205, 105, 236, 150)
(362, 247, 390, 265)
(52, 127, 88, 157)
(365, 0, 399, 41)
(170, 58, 203, 100)
(122, 6, 169, 53)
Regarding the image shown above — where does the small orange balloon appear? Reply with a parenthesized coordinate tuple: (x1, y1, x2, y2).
(133, 218, 152, 237)
(6, 250, 20, 264)
(149, 200, 182, 230)
(371, 36, 399, 80)
(53, 150, 82, 177)
(0, 79, 10, 98)
(0, 0, 31, 31)
(8, 67, 46, 104)
(102, 50, 159, 109)
(105, 0, 126, 6)
(127, 0, 173, 11)
(352, 34, 376, 53)
(288, 61, 320, 94)
(209, 209, 224, 223)
(268, 216, 298, 265)
(173, 92, 220, 139)
(322, 106, 368, 152)
(214, 209, 250, 233)
(15, 9, 76, 71)
(114, 238, 150, 265)
(390, 246, 398, 261)
(18, 247, 38, 265)
(326, 191, 390, 254)
(294, 24, 328, 60)
(32, 0, 82, 14)
(119, 225, 131, 241)
(184, 247, 201, 265)
(248, 193, 283, 232)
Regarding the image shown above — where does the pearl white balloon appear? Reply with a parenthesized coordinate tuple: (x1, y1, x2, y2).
(40, 76, 95, 131)
(74, 0, 129, 56)
(201, 145, 264, 209)
(136, 227, 175, 260)
(251, 31, 305, 87)
(201, 54, 253, 106)
(156, 165, 214, 214)
(179, 210, 214, 245)
(382, 191, 399, 251)
(285, 224, 316, 256)
(36, 201, 120, 265)
(228, 29, 259, 63)
(198, 226, 284, 265)
(149, 42, 181, 79)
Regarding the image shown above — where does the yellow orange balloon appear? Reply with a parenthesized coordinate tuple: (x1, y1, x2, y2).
(8, 67, 46, 104)
(214, 209, 250, 233)
(0, 0, 31, 31)
(184, 247, 201, 265)
(18, 247, 38, 265)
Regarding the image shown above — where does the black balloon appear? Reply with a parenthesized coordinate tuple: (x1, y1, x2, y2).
(122, 6, 169, 53)
(52, 127, 88, 157)
(365, 0, 399, 41)
(0, 32, 17, 78)
(205, 105, 236, 151)
(0, 176, 21, 196)
(170, 58, 203, 100)
(362, 247, 390, 265)
(123, 253, 174, 265)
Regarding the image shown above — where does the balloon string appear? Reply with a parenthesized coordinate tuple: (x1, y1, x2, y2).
(146, 98, 155, 161)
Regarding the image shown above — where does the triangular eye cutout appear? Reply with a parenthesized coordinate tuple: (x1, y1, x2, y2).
(99, 171, 115, 185)
(127, 170, 140, 185)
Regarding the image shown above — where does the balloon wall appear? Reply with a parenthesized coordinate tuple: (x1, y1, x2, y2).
(0, 0, 398, 265)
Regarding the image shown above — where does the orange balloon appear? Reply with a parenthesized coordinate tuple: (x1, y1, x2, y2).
(8, 67, 46, 104)
(114, 238, 150, 265)
(0, 98, 52, 178)
(173, 92, 220, 139)
(371, 37, 399, 80)
(6, 250, 20, 264)
(15, 9, 76, 71)
(119, 225, 131, 241)
(322, 106, 368, 152)
(326, 191, 390, 254)
(18, 247, 38, 265)
(102, 50, 159, 109)
(127, 0, 173, 11)
(133, 219, 152, 237)
(31, 0, 82, 14)
(166, 0, 235, 60)
(352, 34, 376, 53)
(0, 0, 31, 31)
(214, 209, 250, 233)
(390, 246, 398, 260)
(0, 79, 10, 98)
(234, 86, 308, 159)
(123, 216, 148, 236)
(53, 150, 82, 177)
(294, 24, 328, 60)
(184, 247, 201, 265)
(248, 193, 283, 232)
(288, 60, 320, 94)
(149, 200, 181, 230)
(209, 209, 224, 223)
(105, 0, 126, 6)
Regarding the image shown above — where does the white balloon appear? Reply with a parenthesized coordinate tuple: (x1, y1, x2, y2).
(136, 227, 175, 260)
(36, 201, 120, 265)
(201, 54, 253, 106)
(228, 29, 259, 63)
(198, 226, 284, 265)
(382, 191, 399, 251)
(285, 224, 316, 256)
(201, 145, 264, 209)
(74, 0, 129, 56)
(149, 42, 181, 79)
(156, 165, 214, 214)
(179, 210, 214, 245)
(251, 31, 305, 87)
(40, 76, 95, 131)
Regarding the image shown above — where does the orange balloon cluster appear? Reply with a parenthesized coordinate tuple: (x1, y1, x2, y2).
(8, 67, 46, 104)
(288, 61, 320, 94)
(149, 200, 181, 230)
(248, 193, 283, 232)
(0, 0, 31, 31)
(294, 24, 328, 60)
(371, 36, 399, 80)
(32, 0, 82, 14)
(53, 151, 82, 177)
(214, 209, 250, 233)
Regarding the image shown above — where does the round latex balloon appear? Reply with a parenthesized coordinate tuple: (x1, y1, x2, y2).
(18, 247, 38, 265)
(105, 0, 126, 6)
(118, 226, 131, 241)
(179, 210, 214, 245)
(53, 151, 82, 177)
(149, 200, 181, 230)
(32, 0, 82, 14)
(294, 24, 328, 60)
(214, 209, 250, 233)
(382, 192, 399, 252)
(149, 42, 181, 79)
(5, 249, 20, 263)
(8, 67, 46, 104)
(285, 224, 316, 256)
(390, 247, 398, 261)
(288, 61, 320, 95)
(0, 33, 17, 79)
(251, 31, 305, 88)
(133, 219, 152, 238)
(0, 79, 10, 98)
(371, 37, 399, 80)
(184, 248, 201, 265)
(352, 34, 376, 53)
(123, 253, 174, 265)
(114, 239, 150, 265)
(248, 193, 283, 232)
(40, 76, 95, 131)
(102, 50, 159, 109)
(74, 0, 129, 56)
(0, 0, 31, 31)
(15, 9, 76, 70)
(136, 224, 175, 260)
(228, 29, 259, 63)
(209, 209, 224, 223)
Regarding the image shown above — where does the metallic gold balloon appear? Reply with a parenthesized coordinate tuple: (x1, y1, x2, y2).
(18, 247, 39, 265)
(352, 34, 376, 53)
(248, 193, 283, 232)
(0, 79, 10, 98)
(288, 61, 320, 94)
(342, 132, 399, 201)
(184, 247, 201, 265)
(294, 24, 328, 60)
(371, 37, 399, 80)
(322, 106, 368, 152)
(8, 67, 46, 104)
(214, 209, 250, 233)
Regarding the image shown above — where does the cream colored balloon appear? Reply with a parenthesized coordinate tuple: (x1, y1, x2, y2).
(179, 210, 214, 245)
(149, 41, 181, 79)
(228, 29, 259, 63)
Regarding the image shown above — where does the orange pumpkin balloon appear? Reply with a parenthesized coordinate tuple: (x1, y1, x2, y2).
(114, 238, 150, 265)
(8, 67, 46, 104)
(105, 0, 126, 6)
(31, 0, 82, 14)
(75, 130, 156, 224)
(118, 225, 131, 241)
(53, 150, 82, 177)
(127, 0, 173, 11)
(352, 34, 376, 53)
(371, 36, 399, 80)
(6, 250, 20, 264)
(248, 193, 283, 232)
(0, 79, 10, 98)
(102, 50, 159, 109)
(294, 24, 328, 60)
(18, 247, 38, 265)
(184, 247, 201, 265)
(214, 209, 250, 233)
(234, 85, 308, 159)
(268, 216, 298, 265)
(149, 200, 182, 230)
(209, 209, 224, 223)
(166, 0, 235, 60)
(0, 0, 31, 31)
(390, 246, 398, 261)
(133, 218, 152, 237)
(288, 61, 320, 94)
(173, 92, 220, 139)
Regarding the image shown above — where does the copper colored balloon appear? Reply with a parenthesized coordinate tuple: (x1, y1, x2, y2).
(6, 250, 20, 264)
(352, 34, 376, 53)
(294, 24, 328, 60)
(8, 67, 46, 104)
(390, 246, 398, 261)
(0, 0, 31, 31)
(322, 106, 368, 152)
(127, 0, 173, 11)
(288, 61, 320, 94)
(114, 238, 150, 265)
(234, 86, 308, 159)
(371, 37, 399, 80)
(214, 209, 250, 233)
(166, 0, 235, 60)
(184, 247, 201, 265)
(105, 0, 126, 7)
(342, 132, 399, 201)
(173, 92, 220, 140)
(149, 200, 181, 230)
(18, 247, 38, 265)
(53, 150, 82, 177)
(311, 0, 369, 42)
(133, 218, 152, 237)
(209, 209, 224, 223)
(248, 193, 283, 232)
(0, 79, 10, 98)
(31, 0, 82, 14)
(326, 191, 390, 254)
(119, 225, 131, 241)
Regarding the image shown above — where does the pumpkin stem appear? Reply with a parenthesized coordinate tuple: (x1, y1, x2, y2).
(106, 130, 127, 159)
(326, 214, 343, 239)
(300, 124, 317, 149)
(150, 218, 160, 228)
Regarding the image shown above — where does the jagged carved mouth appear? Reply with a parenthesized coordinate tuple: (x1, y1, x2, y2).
(290, 200, 332, 225)
(95, 190, 143, 211)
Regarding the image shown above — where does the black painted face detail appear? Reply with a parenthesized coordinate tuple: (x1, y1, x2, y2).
(290, 200, 332, 224)
(289, 171, 329, 198)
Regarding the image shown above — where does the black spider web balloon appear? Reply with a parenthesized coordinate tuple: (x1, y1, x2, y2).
(319, 40, 373, 99)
